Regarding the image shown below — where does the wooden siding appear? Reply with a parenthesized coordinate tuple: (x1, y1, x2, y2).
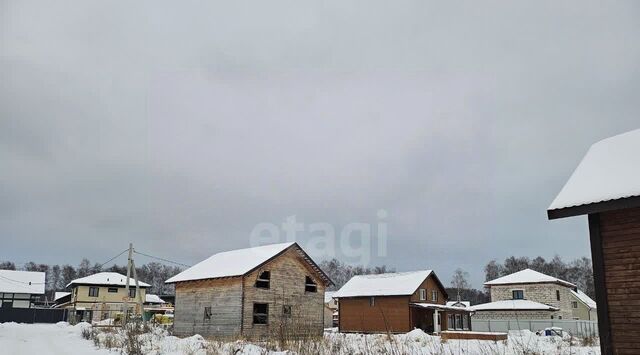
(339, 296, 411, 333)
(173, 278, 243, 337)
(410, 275, 446, 304)
(599, 206, 640, 354)
(241, 248, 325, 339)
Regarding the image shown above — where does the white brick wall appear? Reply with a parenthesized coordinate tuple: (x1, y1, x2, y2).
(489, 283, 573, 319)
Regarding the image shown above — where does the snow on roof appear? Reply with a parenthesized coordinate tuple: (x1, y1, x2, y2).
(332, 270, 433, 298)
(0, 270, 45, 294)
(54, 292, 71, 301)
(549, 129, 640, 211)
(165, 242, 296, 283)
(145, 294, 167, 304)
(325, 291, 336, 303)
(469, 300, 559, 312)
(484, 269, 575, 288)
(446, 301, 471, 308)
(411, 303, 473, 312)
(67, 272, 151, 288)
(571, 289, 596, 309)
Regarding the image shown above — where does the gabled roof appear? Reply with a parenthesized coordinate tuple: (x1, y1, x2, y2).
(484, 268, 575, 288)
(0, 270, 45, 294)
(548, 129, 640, 219)
(54, 292, 71, 302)
(571, 289, 596, 309)
(332, 270, 438, 298)
(470, 300, 559, 312)
(145, 294, 167, 304)
(67, 272, 151, 288)
(446, 301, 471, 308)
(165, 242, 333, 286)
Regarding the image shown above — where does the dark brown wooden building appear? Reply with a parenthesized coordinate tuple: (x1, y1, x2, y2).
(333, 270, 471, 333)
(548, 129, 640, 355)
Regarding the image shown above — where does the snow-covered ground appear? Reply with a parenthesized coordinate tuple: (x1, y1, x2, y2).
(0, 322, 600, 355)
(0, 322, 110, 355)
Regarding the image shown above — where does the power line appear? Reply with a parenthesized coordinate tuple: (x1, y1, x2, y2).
(97, 248, 129, 268)
(0, 274, 46, 285)
(133, 250, 191, 268)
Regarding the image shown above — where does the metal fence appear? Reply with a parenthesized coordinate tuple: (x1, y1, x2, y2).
(0, 307, 70, 324)
(471, 319, 599, 338)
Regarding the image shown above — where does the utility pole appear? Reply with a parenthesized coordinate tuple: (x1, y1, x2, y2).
(123, 243, 145, 326)
(123, 243, 133, 325)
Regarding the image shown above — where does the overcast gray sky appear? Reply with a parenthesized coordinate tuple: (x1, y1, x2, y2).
(2, 1, 639, 287)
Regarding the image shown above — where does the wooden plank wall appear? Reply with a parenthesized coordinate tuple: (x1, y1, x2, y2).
(599, 206, 640, 354)
(338, 296, 411, 333)
(173, 278, 243, 337)
(241, 248, 325, 339)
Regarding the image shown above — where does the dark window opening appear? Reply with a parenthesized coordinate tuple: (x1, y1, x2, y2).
(108, 288, 118, 293)
(305, 276, 317, 293)
(255, 271, 270, 289)
(253, 303, 269, 324)
(204, 306, 212, 321)
(556, 290, 560, 301)
(512, 290, 524, 300)
(128, 288, 136, 298)
(282, 305, 292, 318)
(88, 287, 99, 297)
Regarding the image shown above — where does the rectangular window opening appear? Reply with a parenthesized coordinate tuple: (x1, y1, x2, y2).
(282, 305, 292, 318)
(108, 288, 118, 293)
(512, 290, 524, 300)
(255, 271, 270, 289)
(431, 290, 438, 302)
(253, 303, 269, 324)
(305, 276, 317, 293)
(88, 287, 99, 297)
(204, 306, 212, 321)
(419, 289, 426, 301)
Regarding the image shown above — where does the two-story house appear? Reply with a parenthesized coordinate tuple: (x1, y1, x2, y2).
(333, 270, 472, 334)
(61, 272, 151, 322)
(165, 242, 333, 339)
(471, 268, 595, 321)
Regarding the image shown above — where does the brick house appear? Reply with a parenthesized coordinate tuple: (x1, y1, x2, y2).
(333, 270, 472, 334)
(471, 268, 594, 320)
(165, 242, 333, 339)
(547, 128, 640, 355)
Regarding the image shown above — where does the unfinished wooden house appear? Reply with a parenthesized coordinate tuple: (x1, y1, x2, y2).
(333, 270, 471, 334)
(548, 128, 640, 355)
(165, 242, 333, 338)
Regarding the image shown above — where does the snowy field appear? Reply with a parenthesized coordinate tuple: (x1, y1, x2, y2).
(0, 322, 600, 355)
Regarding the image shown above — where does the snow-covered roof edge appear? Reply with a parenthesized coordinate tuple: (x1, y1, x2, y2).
(484, 269, 576, 288)
(469, 300, 559, 312)
(571, 289, 596, 309)
(165, 242, 333, 286)
(332, 270, 446, 298)
(67, 272, 151, 288)
(548, 129, 640, 217)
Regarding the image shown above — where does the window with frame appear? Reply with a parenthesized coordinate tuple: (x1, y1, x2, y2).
(128, 288, 136, 298)
(556, 290, 561, 301)
(282, 305, 292, 318)
(447, 314, 454, 330)
(88, 287, 99, 297)
(572, 301, 578, 309)
(431, 290, 438, 302)
(455, 314, 462, 329)
(419, 289, 426, 301)
(305, 276, 317, 292)
(108, 287, 118, 293)
(369, 297, 375, 307)
(462, 314, 469, 330)
(255, 271, 270, 289)
(253, 303, 269, 324)
(512, 290, 524, 300)
(204, 306, 212, 321)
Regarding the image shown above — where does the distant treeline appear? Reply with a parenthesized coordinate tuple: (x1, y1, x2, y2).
(0, 253, 594, 303)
